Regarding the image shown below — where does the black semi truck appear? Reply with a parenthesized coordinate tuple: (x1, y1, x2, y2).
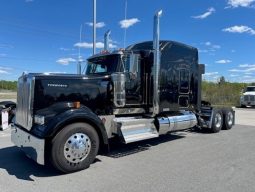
(11, 11, 235, 173)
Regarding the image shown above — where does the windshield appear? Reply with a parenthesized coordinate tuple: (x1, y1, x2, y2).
(86, 54, 122, 75)
(246, 87, 255, 92)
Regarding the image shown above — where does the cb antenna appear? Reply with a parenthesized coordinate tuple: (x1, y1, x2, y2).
(77, 24, 83, 74)
(123, 0, 128, 49)
(93, 0, 96, 55)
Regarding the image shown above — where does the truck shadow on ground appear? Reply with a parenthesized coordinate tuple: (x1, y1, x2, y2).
(105, 127, 219, 158)
(0, 146, 101, 181)
(0, 146, 57, 181)
(186, 127, 214, 134)
(106, 133, 185, 158)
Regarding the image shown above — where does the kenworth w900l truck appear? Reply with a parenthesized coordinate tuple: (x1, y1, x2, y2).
(11, 11, 235, 173)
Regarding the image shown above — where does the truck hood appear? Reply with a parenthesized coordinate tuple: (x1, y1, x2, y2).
(243, 91, 255, 95)
(31, 73, 112, 113)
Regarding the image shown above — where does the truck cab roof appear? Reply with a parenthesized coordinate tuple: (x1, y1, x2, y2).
(87, 40, 198, 61)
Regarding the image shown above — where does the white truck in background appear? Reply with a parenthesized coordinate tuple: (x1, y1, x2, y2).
(240, 86, 255, 108)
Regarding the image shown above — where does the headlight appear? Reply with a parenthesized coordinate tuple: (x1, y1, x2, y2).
(34, 115, 45, 125)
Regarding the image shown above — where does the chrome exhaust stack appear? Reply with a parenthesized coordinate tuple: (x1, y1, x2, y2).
(152, 10, 162, 116)
(104, 30, 111, 51)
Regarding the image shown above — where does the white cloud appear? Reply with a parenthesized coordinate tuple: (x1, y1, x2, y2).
(212, 45, 221, 49)
(227, 0, 255, 8)
(74, 42, 117, 49)
(230, 74, 239, 77)
(215, 59, 232, 64)
(223, 25, 255, 35)
(86, 22, 106, 28)
(205, 41, 211, 46)
(119, 18, 140, 29)
(203, 72, 220, 82)
(203, 41, 221, 49)
(242, 78, 255, 83)
(239, 64, 255, 68)
(0, 53, 7, 57)
(0, 66, 12, 74)
(60, 47, 74, 51)
(244, 75, 253, 78)
(0, 70, 9, 74)
(244, 67, 255, 72)
(25, 0, 34, 2)
(192, 7, 216, 19)
(199, 41, 221, 53)
(0, 66, 12, 71)
(198, 49, 209, 53)
(204, 72, 219, 76)
(229, 65, 255, 72)
(56, 58, 76, 65)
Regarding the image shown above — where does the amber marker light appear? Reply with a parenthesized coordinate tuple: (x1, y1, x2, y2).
(73, 102, 81, 108)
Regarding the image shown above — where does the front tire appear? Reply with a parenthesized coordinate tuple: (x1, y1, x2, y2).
(211, 109, 223, 133)
(50, 122, 99, 173)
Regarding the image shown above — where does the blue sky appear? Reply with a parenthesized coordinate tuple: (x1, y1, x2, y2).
(0, 0, 255, 82)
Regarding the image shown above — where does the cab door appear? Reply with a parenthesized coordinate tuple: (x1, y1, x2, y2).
(124, 54, 142, 105)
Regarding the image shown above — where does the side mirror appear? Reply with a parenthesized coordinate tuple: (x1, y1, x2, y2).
(199, 64, 205, 75)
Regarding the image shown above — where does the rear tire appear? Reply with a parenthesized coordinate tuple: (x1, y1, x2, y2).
(50, 122, 99, 173)
(222, 109, 234, 130)
(211, 109, 223, 133)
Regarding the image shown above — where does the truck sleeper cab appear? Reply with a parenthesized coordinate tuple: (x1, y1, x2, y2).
(11, 10, 235, 173)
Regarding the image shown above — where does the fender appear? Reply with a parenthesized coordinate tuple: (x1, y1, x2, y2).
(32, 106, 109, 145)
(0, 101, 16, 109)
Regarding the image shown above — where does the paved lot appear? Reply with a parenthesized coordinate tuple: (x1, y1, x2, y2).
(0, 108, 255, 192)
(0, 92, 16, 103)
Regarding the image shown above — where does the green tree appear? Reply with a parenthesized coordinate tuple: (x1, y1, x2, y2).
(218, 76, 226, 85)
(0, 80, 17, 91)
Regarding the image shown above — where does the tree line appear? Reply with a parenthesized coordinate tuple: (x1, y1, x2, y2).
(202, 77, 255, 106)
(0, 80, 18, 91)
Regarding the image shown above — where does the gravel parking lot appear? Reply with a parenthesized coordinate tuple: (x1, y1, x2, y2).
(0, 108, 255, 192)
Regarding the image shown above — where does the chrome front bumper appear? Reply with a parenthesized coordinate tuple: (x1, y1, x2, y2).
(241, 101, 255, 106)
(11, 126, 45, 165)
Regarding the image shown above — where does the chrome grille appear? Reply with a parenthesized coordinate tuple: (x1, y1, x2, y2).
(244, 95, 255, 102)
(15, 74, 35, 131)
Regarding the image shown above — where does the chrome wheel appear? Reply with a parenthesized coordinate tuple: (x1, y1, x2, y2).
(226, 111, 234, 126)
(64, 133, 91, 164)
(215, 113, 222, 128)
(211, 109, 223, 133)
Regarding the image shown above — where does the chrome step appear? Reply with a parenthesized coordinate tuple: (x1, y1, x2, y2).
(114, 117, 159, 144)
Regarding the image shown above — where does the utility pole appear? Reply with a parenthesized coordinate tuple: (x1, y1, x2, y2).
(93, 0, 96, 55)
